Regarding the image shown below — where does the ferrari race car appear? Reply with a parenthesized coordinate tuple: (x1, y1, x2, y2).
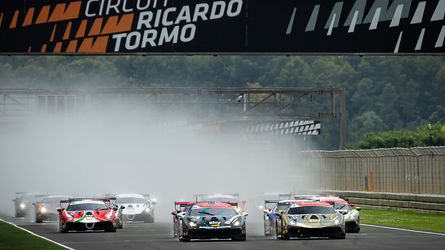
(275, 201, 346, 239)
(34, 195, 72, 223)
(263, 199, 314, 236)
(318, 196, 361, 233)
(178, 202, 248, 242)
(172, 201, 196, 238)
(57, 198, 119, 233)
(194, 193, 246, 213)
(13, 192, 43, 217)
(115, 193, 155, 223)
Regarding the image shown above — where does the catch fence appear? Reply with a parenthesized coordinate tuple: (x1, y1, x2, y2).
(302, 147, 445, 195)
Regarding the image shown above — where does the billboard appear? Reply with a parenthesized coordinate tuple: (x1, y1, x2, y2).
(0, 0, 444, 54)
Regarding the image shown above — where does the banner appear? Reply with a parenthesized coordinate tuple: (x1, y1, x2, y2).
(0, 0, 444, 54)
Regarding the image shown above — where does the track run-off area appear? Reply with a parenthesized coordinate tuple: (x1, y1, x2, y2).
(2, 215, 445, 250)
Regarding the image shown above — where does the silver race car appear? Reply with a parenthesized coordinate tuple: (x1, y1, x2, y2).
(116, 193, 155, 223)
(275, 201, 346, 239)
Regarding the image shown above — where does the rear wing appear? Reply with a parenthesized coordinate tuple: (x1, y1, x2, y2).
(174, 201, 195, 212)
(60, 197, 117, 207)
(264, 199, 279, 208)
(193, 193, 240, 202)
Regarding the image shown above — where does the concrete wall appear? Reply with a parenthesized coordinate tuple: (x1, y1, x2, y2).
(302, 147, 445, 195)
(325, 190, 445, 213)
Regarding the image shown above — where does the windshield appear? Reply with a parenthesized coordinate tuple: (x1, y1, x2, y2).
(288, 206, 336, 215)
(67, 202, 108, 211)
(117, 197, 145, 204)
(276, 203, 293, 211)
(188, 207, 237, 217)
(325, 201, 350, 211)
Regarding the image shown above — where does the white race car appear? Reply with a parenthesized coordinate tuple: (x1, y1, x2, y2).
(115, 194, 155, 223)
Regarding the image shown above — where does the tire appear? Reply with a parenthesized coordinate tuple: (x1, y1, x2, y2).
(36, 219, 43, 223)
(232, 235, 246, 241)
(179, 236, 190, 242)
(349, 226, 360, 233)
(106, 228, 117, 232)
(281, 233, 290, 240)
(144, 215, 155, 223)
(275, 222, 280, 239)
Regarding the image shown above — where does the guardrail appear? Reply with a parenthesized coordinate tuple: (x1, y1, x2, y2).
(324, 190, 445, 213)
(302, 147, 445, 195)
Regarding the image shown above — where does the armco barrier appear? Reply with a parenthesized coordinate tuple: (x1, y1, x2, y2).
(324, 190, 445, 213)
(302, 147, 445, 195)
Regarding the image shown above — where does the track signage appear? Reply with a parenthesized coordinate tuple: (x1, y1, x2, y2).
(0, 0, 444, 54)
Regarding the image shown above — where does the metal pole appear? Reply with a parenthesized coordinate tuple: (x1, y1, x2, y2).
(339, 88, 347, 150)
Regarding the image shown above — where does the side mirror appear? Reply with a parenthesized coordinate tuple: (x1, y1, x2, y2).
(280, 210, 285, 214)
(274, 212, 281, 217)
(120, 205, 125, 210)
(356, 207, 361, 211)
(242, 212, 248, 217)
(113, 207, 118, 211)
(57, 208, 64, 213)
(171, 210, 177, 216)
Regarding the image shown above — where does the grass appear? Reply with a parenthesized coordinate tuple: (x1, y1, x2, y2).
(0, 221, 65, 250)
(360, 208, 445, 233)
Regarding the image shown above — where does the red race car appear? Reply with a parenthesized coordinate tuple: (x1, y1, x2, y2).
(57, 198, 118, 233)
(172, 201, 196, 238)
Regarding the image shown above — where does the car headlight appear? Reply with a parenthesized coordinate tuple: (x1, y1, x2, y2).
(40, 207, 47, 214)
(334, 219, 341, 225)
(145, 208, 151, 213)
(188, 221, 197, 227)
(19, 203, 26, 210)
(233, 220, 240, 227)
(106, 211, 113, 219)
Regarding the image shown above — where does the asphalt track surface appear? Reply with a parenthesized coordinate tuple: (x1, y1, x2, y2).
(2, 215, 445, 250)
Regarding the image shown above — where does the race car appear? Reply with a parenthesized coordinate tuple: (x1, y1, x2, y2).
(115, 193, 155, 223)
(57, 198, 118, 233)
(263, 199, 313, 236)
(275, 201, 346, 239)
(13, 192, 43, 217)
(172, 201, 196, 238)
(318, 196, 361, 233)
(101, 194, 125, 229)
(178, 202, 248, 242)
(33, 195, 72, 223)
(194, 193, 246, 212)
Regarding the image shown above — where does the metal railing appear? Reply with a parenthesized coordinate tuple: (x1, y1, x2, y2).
(302, 147, 445, 195)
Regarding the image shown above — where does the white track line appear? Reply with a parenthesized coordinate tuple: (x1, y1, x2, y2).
(362, 224, 445, 236)
(0, 218, 74, 250)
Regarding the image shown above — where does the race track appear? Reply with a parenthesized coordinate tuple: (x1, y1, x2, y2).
(2, 215, 444, 250)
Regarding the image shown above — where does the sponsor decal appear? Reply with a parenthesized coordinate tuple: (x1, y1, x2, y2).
(0, 0, 444, 53)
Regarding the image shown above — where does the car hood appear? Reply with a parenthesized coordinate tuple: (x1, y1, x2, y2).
(186, 214, 242, 227)
(64, 210, 114, 223)
(286, 213, 343, 228)
(121, 203, 147, 215)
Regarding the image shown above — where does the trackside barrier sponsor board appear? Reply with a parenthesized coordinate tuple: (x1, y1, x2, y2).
(0, 0, 444, 54)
